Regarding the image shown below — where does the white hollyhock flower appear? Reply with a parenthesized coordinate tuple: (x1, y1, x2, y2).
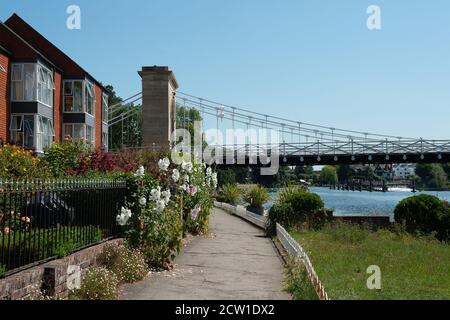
(206, 167, 212, 176)
(134, 166, 145, 177)
(183, 174, 190, 183)
(161, 189, 171, 205)
(181, 183, 188, 192)
(117, 207, 132, 226)
(158, 158, 170, 172)
(212, 172, 218, 188)
(155, 200, 166, 213)
(181, 161, 193, 173)
(150, 187, 161, 201)
(172, 169, 180, 182)
(139, 197, 147, 206)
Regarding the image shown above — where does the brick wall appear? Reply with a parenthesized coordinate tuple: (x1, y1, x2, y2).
(53, 71, 62, 143)
(0, 52, 10, 143)
(0, 238, 123, 300)
(95, 84, 102, 148)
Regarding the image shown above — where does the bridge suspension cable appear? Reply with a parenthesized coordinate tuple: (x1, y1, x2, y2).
(176, 91, 416, 141)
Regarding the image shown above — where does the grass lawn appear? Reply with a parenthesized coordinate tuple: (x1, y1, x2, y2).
(290, 224, 450, 300)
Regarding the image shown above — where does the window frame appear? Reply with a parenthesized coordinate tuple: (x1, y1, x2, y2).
(0, 64, 5, 73)
(102, 92, 108, 124)
(9, 114, 40, 151)
(63, 123, 95, 145)
(63, 79, 96, 116)
(10, 62, 54, 107)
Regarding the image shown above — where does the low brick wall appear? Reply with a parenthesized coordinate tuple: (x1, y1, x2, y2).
(0, 238, 123, 300)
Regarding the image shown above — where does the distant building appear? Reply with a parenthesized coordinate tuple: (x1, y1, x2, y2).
(374, 164, 394, 180)
(393, 164, 416, 180)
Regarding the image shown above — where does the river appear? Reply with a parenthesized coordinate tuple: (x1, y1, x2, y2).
(267, 187, 450, 221)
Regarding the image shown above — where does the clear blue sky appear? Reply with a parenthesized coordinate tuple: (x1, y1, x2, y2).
(2, 0, 450, 139)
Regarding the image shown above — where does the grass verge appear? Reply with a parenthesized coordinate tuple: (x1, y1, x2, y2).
(290, 223, 450, 300)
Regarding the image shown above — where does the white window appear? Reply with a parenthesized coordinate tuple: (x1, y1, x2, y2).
(9, 114, 36, 149)
(64, 80, 83, 112)
(86, 125, 94, 144)
(37, 65, 54, 107)
(64, 80, 95, 115)
(102, 132, 108, 150)
(64, 124, 94, 145)
(36, 116, 54, 151)
(11, 63, 53, 106)
(0, 64, 5, 73)
(85, 82, 95, 115)
(102, 93, 108, 123)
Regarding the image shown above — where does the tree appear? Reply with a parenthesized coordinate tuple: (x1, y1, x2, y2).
(416, 163, 448, 189)
(294, 165, 314, 180)
(106, 85, 142, 149)
(336, 165, 354, 183)
(319, 166, 338, 185)
(176, 105, 203, 148)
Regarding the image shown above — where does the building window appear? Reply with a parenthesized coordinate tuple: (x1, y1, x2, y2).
(102, 132, 108, 150)
(85, 82, 95, 116)
(11, 63, 53, 106)
(64, 124, 95, 145)
(102, 93, 108, 123)
(9, 114, 53, 151)
(37, 65, 54, 107)
(0, 64, 5, 73)
(64, 80, 95, 115)
(64, 80, 83, 112)
(37, 116, 55, 151)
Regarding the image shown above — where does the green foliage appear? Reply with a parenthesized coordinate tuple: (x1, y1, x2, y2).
(394, 194, 450, 240)
(97, 244, 148, 283)
(269, 188, 326, 230)
(74, 267, 119, 300)
(219, 183, 241, 205)
(336, 165, 354, 183)
(243, 185, 270, 209)
(284, 258, 318, 300)
(0, 144, 50, 179)
(0, 264, 5, 276)
(415, 164, 448, 189)
(217, 168, 236, 186)
(42, 140, 92, 177)
(318, 166, 338, 185)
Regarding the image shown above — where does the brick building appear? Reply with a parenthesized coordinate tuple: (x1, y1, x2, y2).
(0, 13, 108, 152)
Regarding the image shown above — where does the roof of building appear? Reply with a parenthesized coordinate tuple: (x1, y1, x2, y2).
(4, 13, 107, 91)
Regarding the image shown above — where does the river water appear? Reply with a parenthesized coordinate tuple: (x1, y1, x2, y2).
(267, 187, 450, 221)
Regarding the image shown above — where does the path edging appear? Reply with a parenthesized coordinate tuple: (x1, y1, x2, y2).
(214, 201, 330, 300)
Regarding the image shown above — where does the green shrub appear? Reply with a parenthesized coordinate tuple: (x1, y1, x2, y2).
(42, 140, 92, 177)
(243, 185, 270, 208)
(97, 244, 148, 283)
(394, 194, 450, 240)
(219, 183, 241, 205)
(0, 264, 5, 276)
(0, 144, 51, 179)
(270, 189, 326, 230)
(75, 267, 119, 300)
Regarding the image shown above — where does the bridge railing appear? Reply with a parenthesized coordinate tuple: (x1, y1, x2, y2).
(213, 139, 450, 157)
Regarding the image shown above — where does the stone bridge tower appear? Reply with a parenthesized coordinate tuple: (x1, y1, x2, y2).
(139, 66, 179, 149)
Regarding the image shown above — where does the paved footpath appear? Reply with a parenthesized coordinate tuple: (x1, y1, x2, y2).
(120, 208, 290, 300)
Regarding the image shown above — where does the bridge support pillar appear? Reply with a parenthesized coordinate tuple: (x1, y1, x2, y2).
(139, 66, 179, 150)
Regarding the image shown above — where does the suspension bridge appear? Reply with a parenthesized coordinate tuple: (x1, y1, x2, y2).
(107, 66, 450, 167)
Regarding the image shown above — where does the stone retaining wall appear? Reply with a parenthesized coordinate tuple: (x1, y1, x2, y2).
(0, 238, 123, 300)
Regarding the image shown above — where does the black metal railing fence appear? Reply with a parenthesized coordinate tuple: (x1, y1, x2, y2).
(0, 179, 126, 276)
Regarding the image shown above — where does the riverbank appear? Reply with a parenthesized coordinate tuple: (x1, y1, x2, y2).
(267, 187, 450, 221)
(290, 224, 450, 300)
